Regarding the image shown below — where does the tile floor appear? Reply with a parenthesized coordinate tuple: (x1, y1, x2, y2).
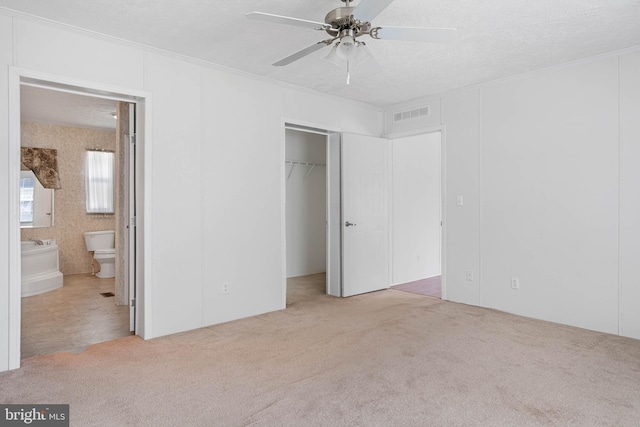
(21, 274, 132, 359)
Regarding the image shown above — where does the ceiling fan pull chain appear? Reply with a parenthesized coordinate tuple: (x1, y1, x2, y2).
(346, 60, 351, 85)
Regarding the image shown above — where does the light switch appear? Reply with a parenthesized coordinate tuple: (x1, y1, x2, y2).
(456, 195, 464, 206)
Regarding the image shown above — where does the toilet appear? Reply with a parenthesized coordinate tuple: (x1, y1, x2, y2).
(84, 230, 116, 279)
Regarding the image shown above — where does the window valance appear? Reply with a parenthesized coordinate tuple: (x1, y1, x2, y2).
(20, 147, 61, 189)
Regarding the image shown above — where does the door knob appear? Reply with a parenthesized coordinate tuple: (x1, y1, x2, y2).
(345, 221, 357, 227)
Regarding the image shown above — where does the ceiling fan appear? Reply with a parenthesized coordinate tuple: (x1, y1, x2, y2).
(247, 0, 457, 82)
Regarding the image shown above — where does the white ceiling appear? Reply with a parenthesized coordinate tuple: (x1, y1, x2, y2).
(21, 85, 117, 131)
(4, 0, 640, 112)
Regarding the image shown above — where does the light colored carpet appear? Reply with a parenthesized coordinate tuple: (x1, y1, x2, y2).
(2, 273, 640, 426)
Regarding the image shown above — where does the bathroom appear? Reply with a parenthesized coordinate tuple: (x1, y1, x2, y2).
(19, 85, 133, 358)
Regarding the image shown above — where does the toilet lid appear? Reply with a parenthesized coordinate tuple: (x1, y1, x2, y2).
(94, 249, 115, 255)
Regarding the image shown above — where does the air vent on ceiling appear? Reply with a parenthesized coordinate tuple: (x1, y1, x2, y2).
(393, 106, 430, 123)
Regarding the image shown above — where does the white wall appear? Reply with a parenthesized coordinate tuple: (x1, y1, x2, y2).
(285, 130, 327, 278)
(0, 13, 12, 370)
(15, 19, 145, 90)
(144, 52, 203, 335)
(0, 11, 382, 371)
(480, 58, 619, 334)
(441, 89, 481, 305)
(391, 132, 441, 285)
(619, 51, 640, 339)
(385, 49, 640, 338)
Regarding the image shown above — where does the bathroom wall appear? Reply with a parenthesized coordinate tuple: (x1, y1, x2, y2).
(20, 121, 116, 275)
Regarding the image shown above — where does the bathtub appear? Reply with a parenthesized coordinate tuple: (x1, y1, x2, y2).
(21, 241, 63, 297)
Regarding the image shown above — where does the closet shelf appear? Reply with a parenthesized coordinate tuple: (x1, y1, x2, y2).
(284, 160, 326, 167)
(285, 160, 326, 181)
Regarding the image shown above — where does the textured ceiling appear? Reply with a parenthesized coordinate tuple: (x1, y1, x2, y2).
(21, 86, 117, 131)
(3, 0, 640, 110)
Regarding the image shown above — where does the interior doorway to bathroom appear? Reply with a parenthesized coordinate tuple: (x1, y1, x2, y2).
(9, 73, 147, 365)
(283, 124, 341, 306)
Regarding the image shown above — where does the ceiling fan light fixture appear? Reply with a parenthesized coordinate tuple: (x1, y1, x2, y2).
(336, 35, 358, 61)
(325, 44, 342, 66)
(353, 42, 373, 66)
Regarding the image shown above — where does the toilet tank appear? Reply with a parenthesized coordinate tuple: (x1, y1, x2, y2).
(84, 230, 115, 251)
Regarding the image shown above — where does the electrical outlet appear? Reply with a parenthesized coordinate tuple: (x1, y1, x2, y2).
(511, 277, 520, 289)
(466, 269, 473, 281)
(222, 282, 230, 294)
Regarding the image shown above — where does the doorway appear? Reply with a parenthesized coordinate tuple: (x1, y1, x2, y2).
(8, 70, 150, 369)
(19, 86, 133, 358)
(390, 131, 443, 298)
(282, 122, 343, 305)
(281, 127, 444, 303)
(284, 126, 329, 306)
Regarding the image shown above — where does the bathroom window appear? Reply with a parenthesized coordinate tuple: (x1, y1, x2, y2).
(86, 150, 115, 214)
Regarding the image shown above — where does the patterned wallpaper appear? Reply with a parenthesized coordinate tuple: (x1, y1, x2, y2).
(20, 122, 116, 275)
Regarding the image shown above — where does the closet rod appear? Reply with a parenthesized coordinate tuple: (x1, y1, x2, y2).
(284, 160, 326, 167)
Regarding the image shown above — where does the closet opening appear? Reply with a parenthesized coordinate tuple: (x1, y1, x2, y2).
(283, 123, 341, 306)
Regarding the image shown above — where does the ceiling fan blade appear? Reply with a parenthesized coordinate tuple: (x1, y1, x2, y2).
(247, 12, 329, 30)
(273, 41, 332, 66)
(373, 27, 457, 43)
(352, 0, 396, 23)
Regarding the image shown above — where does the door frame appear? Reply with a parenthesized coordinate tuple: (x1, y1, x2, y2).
(280, 119, 342, 305)
(280, 123, 448, 301)
(7, 67, 153, 369)
(385, 126, 447, 300)
(126, 103, 136, 332)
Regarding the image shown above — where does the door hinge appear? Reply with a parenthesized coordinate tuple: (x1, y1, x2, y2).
(131, 298, 136, 307)
(130, 134, 137, 145)
(130, 217, 137, 227)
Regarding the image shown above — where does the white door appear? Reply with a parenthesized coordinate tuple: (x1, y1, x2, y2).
(341, 133, 389, 297)
(326, 132, 342, 297)
(127, 104, 136, 332)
